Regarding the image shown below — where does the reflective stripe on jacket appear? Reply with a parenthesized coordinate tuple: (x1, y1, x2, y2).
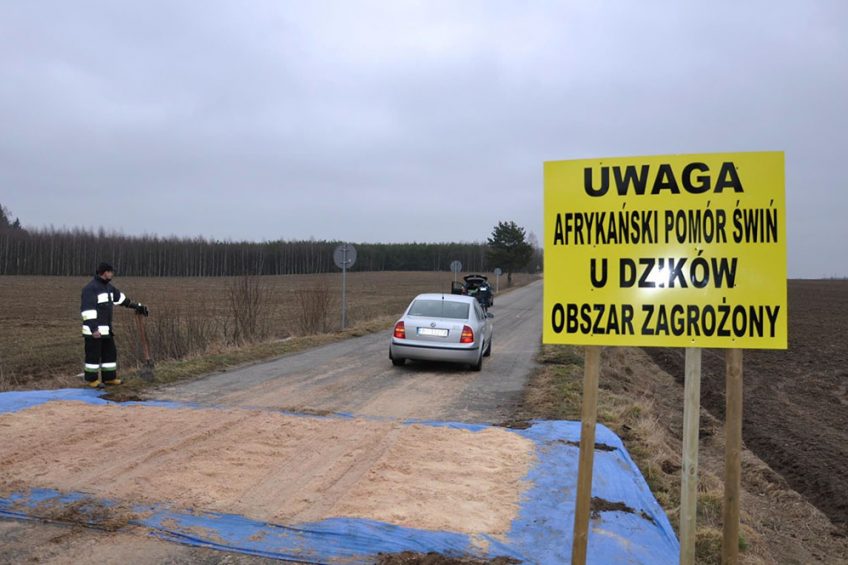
(80, 276, 134, 336)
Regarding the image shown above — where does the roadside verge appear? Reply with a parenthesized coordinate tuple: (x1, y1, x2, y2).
(511, 345, 848, 564)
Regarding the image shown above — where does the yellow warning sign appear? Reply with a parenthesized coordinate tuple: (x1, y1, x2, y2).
(543, 152, 786, 349)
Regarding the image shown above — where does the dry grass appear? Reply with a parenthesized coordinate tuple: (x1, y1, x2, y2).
(0, 272, 536, 390)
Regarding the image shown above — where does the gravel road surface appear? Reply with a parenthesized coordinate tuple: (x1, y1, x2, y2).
(151, 280, 542, 423)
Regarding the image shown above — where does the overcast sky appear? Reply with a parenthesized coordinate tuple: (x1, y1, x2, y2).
(1, 2, 845, 277)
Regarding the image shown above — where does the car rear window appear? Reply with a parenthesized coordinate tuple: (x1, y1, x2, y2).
(408, 299, 470, 320)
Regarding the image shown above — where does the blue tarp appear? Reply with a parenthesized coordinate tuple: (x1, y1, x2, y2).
(0, 389, 679, 564)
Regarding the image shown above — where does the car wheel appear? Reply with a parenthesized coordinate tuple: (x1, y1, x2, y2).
(483, 337, 492, 357)
(470, 346, 483, 371)
(390, 352, 405, 367)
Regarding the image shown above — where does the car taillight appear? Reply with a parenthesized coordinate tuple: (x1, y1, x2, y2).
(460, 325, 474, 344)
(393, 321, 406, 339)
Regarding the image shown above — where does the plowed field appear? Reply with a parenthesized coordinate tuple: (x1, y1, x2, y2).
(646, 279, 848, 531)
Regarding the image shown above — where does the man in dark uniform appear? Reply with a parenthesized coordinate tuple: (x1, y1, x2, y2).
(80, 262, 149, 387)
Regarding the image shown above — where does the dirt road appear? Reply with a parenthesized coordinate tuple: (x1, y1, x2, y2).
(1, 282, 542, 564)
(150, 280, 543, 423)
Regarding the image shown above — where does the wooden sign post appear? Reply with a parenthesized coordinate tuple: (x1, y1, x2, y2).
(679, 348, 703, 563)
(571, 346, 601, 564)
(723, 349, 744, 564)
(544, 153, 786, 564)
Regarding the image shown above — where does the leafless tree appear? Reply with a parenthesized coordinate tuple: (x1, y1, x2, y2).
(228, 274, 266, 344)
(295, 283, 335, 335)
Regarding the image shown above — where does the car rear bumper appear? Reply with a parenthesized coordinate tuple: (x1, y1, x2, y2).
(390, 339, 481, 364)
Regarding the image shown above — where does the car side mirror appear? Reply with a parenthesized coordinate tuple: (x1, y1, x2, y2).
(486, 312, 494, 319)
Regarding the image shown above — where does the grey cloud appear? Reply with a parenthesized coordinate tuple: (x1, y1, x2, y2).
(1, 1, 846, 276)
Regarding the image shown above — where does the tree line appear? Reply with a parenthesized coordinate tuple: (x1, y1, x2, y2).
(0, 204, 542, 277)
(0, 226, 506, 276)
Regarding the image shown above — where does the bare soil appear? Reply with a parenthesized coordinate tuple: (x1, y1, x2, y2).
(644, 279, 848, 532)
(0, 519, 284, 565)
(377, 553, 519, 565)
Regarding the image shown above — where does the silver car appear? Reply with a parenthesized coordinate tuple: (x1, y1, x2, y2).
(389, 293, 493, 371)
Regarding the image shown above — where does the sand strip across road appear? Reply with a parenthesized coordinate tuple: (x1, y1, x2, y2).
(0, 400, 535, 537)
